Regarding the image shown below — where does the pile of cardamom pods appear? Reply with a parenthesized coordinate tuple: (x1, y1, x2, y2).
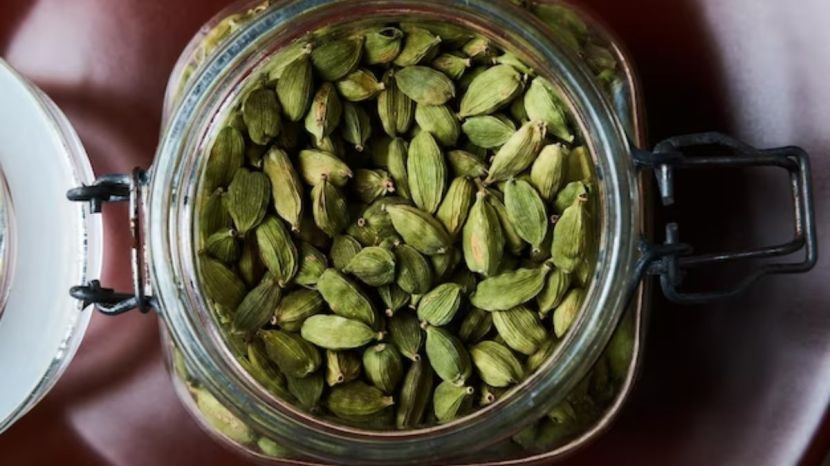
(197, 17, 602, 434)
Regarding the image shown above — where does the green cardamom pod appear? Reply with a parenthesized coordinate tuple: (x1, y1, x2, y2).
(378, 284, 410, 316)
(388, 312, 424, 362)
(447, 150, 488, 179)
(193, 388, 255, 445)
(246, 340, 292, 400)
(304, 82, 343, 140)
(462, 191, 505, 276)
(387, 205, 452, 255)
(233, 274, 283, 332)
(205, 126, 244, 191)
(298, 149, 353, 187)
(263, 147, 304, 231)
(459, 307, 493, 344)
(495, 51, 535, 75)
(400, 21, 473, 47)
(273, 288, 324, 332)
(526, 338, 559, 373)
(459, 64, 523, 118)
(343, 246, 396, 287)
(227, 168, 271, 234)
(201, 257, 247, 310)
(396, 358, 434, 429)
(524, 77, 572, 142)
(537, 267, 571, 316)
(277, 55, 313, 122)
(415, 104, 460, 147)
(243, 88, 282, 145)
(378, 70, 414, 136)
(395, 66, 456, 106)
(301, 314, 381, 350)
(266, 40, 313, 81)
(485, 120, 547, 184)
(385, 137, 411, 200)
(317, 268, 376, 326)
(504, 178, 549, 251)
(363, 343, 404, 394)
(257, 437, 292, 459)
(311, 180, 350, 237)
(433, 381, 474, 424)
(553, 288, 585, 337)
(295, 242, 329, 288)
(530, 144, 569, 202)
(260, 329, 322, 378)
(471, 264, 551, 311)
(311, 132, 346, 158)
(431, 52, 471, 80)
(296, 213, 331, 250)
(448, 265, 478, 294)
(327, 381, 395, 418)
(554, 180, 590, 214)
(393, 27, 442, 67)
(457, 65, 487, 91)
(431, 248, 462, 281)
(336, 68, 385, 102)
(286, 372, 325, 412)
(364, 27, 403, 65)
(480, 384, 507, 406)
(395, 243, 434, 295)
(551, 194, 589, 273)
(417, 283, 464, 327)
(341, 103, 373, 152)
(202, 228, 240, 264)
(410, 293, 423, 310)
(330, 235, 363, 271)
(461, 114, 516, 149)
(353, 169, 395, 204)
(565, 146, 594, 184)
(483, 192, 525, 256)
(425, 325, 472, 385)
(311, 36, 364, 81)
(492, 305, 548, 355)
(471, 340, 524, 387)
(199, 188, 231, 242)
(407, 131, 447, 214)
(510, 95, 529, 123)
(461, 36, 494, 61)
(325, 350, 363, 387)
(606, 310, 635, 380)
(255, 216, 299, 286)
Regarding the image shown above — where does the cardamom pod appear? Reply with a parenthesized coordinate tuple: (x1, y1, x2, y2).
(480, 384, 507, 406)
(296, 213, 331, 250)
(461, 36, 494, 61)
(193, 388, 255, 444)
(461, 114, 516, 149)
(273, 288, 324, 332)
(447, 150, 488, 179)
(393, 27, 442, 67)
(485, 120, 547, 184)
(266, 40, 313, 81)
(510, 95, 529, 123)
(301, 314, 381, 350)
(606, 311, 634, 380)
(495, 51, 535, 75)
(257, 437, 292, 459)
(396, 358, 434, 429)
(243, 88, 282, 145)
(295, 242, 329, 287)
(227, 168, 271, 234)
(431, 52, 471, 80)
(415, 104, 460, 147)
(311, 132, 346, 158)
(260, 329, 321, 378)
(277, 55, 313, 122)
(205, 126, 244, 191)
(433, 381, 474, 424)
(431, 248, 462, 281)
(395, 66, 456, 106)
(286, 372, 325, 412)
(202, 228, 240, 264)
(364, 27, 403, 65)
(363, 343, 404, 394)
(233, 274, 283, 332)
(387, 205, 452, 255)
(326, 350, 363, 386)
(327, 381, 395, 418)
(459, 64, 523, 117)
(311, 36, 364, 81)
(425, 325, 472, 385)
(246, 340, 292, 400)
(255, 216, 299, 286)
(304, 82, 343, 140)
(388, 311, 424, 361)
(481, 191, 524, 256)
(353, 169, 395, 203)
(462, 191, 505, 276)
(407, 131, 447, 214)
(394, 243, 434, 295)
(336, 68, 385, 102)
(551, 194, 589, 273)
(458, 65, 487, 91)
(471, 264, 551, 311)
(526, 338, 559, 373)
(553, 288, 585, 337)
(311, 180, 350, 237)
(471, 340, 524, 387)
(331, 235, 363, 271)
(201, 257, 247, 309)
(400, 21, 473, 47)
(316, 268, 376, 326)
(417, 283, 464, 326)
(504, 178, 549, 250)
(199, 188, 231, 242)
(492, 305, 548, 355)
(378, 284, 410, 316)
(341, 103, 373, 152)
(565, 145, 594, 184)
(378, 70, 414, 136)
(344, 246, 396, 287)
(530, 144, 568, 202)
(263, 147, 304, 231)
(537, 267, 571, 316)
(386, 137, 411, 200)
(524, 77, 572, 142)
(459, 307, 493, 344)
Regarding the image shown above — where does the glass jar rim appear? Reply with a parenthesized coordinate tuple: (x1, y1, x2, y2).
(149, 0, 642, 463)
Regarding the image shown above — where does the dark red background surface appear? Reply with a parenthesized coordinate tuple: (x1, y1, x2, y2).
(1, 1, 828, 465)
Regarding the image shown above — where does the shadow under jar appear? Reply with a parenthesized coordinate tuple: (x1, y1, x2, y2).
(57, 0, 817, 465)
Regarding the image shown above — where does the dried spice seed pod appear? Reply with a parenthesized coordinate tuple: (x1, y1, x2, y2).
(286, 372, 325, 412)
(273, 288, 325, 332)
(407, 131, 447, 214)
(417, 283, 464, 326)
(277, 55, 314, 122)
(485, 120, 547, 184)
(551, 194, 590, 273)
(396, 358, 434, 429)
(364, 27, 404, 65)
(431, 52, 472, 80)
(471, 265, 552, 311)
(395, 243, 434, 295)
(553, 288, 585, 338)
(524, 77, 573, 142)
(378, 284, 410, 316)
(388, 312, 424, 362)
(459, 64, 523, 117)
(537, 267, 572, 316)
(316, 269, 376, 326)
(459, 307, 493, 344)
(425, 325, 472, 385)
(531, 144, 569, 203)
(492, 305, 548, 355)
(415, 104, 460, 147)
(378, 70, 415, 136)
(263, 147, 304, 231)
(387, 205, 452, 255)
(343, 246, 397, 287)
(201, 257, 247, 310)
(471, 340, 524, 388)
(295, 242, 329, 288)
(227, 168, 271, 235)
(202, 228, 240, 264)
(461, 114, 516, 149)
(331, 235, 364, 271)
(336, 69, 386, 102)
(353, 169, 395, 204)
(363, 344, 404, 394)
(260, 330, 322, 379)
(243, 88, 282, 145)
(462, 191, 504, 276)
(233, 274, 283, 333)
(255, 216, 299, 286)
(341, 103, 373, 152)
(301, 315, 381, 350)
(311, 36, 364, 81)
(304, 82, 343, 141)
(433, 381, 475, 424)
(205, 126, 245, 191)
(327, 381, 395, 418)
(395, 66, 456, 106)
(504, 178, 549, 251)
(326, 350, 363, 387)
(393, 27, 442, 67)
(311, 180, 350, 237)
(447, 150, 489, 179)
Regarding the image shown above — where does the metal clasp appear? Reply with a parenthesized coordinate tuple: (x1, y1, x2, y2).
(633, 132, 818, 304)
(67, 168, 155, 315)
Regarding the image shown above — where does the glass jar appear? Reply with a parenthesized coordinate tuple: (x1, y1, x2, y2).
(0, 0, 816, 465)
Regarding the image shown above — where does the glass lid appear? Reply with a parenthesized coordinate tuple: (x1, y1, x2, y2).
(0, 59, 103, 433)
